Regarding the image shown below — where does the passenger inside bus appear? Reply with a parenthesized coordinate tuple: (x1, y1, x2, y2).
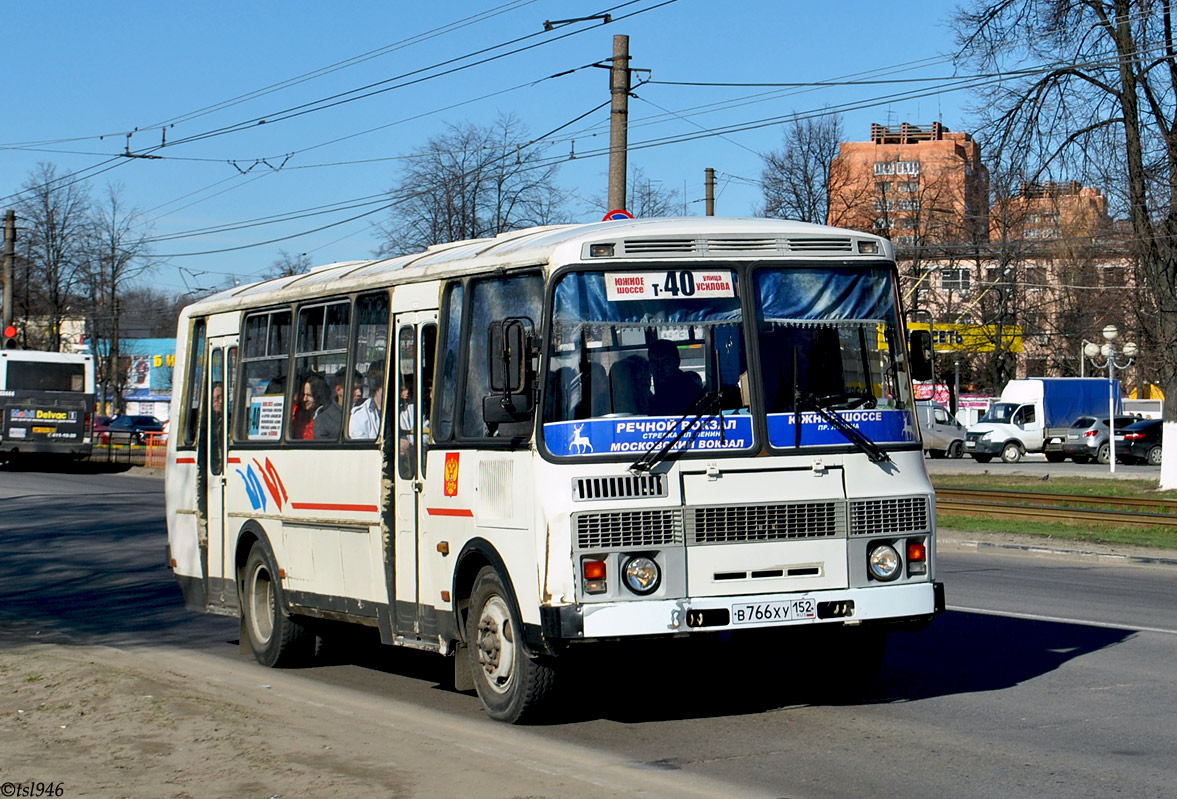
(608, 356, 651, 415)
(292, 373, 342, 440)
(349, 368, 383, 440)
(648, 339, 703, 415)
(210, 380, 223, 473)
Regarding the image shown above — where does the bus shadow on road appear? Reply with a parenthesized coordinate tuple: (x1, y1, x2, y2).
(294, 609, 1135, 725)
(521, 611, 1133, 724)
(873, 609, 1133, 703)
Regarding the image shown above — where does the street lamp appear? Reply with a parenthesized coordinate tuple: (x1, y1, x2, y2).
(1083, 325, 1137, 473)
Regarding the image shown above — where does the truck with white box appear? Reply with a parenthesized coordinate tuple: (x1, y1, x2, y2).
(965, 378, 1119, 463)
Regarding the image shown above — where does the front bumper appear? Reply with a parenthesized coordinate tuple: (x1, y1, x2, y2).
(552, 582, 941, 640)
(965, 436, 1001, 456)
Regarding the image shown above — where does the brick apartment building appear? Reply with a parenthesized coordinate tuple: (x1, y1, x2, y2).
(828, 122, 990, 247)
(826, 123, 1135, 393)
(992, 180, 1112, 242)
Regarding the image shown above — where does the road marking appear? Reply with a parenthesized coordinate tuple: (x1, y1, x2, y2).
(949, 604, 1177, 636)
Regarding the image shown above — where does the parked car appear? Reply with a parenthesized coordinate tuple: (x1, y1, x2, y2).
(103, 415, 165, 445)
(91, 415, 114, 442)
(1060, 415, 1137, 464)
(1118, 418, 1163, 465)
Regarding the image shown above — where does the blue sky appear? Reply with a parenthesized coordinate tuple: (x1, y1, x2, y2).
(2, 1, 973, 295)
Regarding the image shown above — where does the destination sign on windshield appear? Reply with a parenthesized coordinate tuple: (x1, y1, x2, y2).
(605, 270, 735, 301)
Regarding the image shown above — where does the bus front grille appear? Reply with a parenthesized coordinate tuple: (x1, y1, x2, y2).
(575, 509, 684, 550)
(849, 496, 930, 536)
(573, 474, 668, 501)
(689, 501, 843, 544)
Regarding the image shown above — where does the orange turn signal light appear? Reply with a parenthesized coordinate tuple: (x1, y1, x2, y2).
(582, 559, 606, 581)
(907, 540, 927, 562)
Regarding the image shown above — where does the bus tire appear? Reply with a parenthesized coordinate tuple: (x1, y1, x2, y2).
(467, 566, 557, 723)
(241, 543, 313, 668)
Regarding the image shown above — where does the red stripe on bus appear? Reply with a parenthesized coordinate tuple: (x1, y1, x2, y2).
(289, 502, 379, 513)
(227, 457, 241, 464)
(426, 507, 474, 517)
(175, 457, 196, 464)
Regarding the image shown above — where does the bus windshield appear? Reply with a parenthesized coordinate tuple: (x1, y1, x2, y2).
(754, 266, 916, 450)
(541, 264, 918, 458)
(6, 361, 87, 392)
(543, 267, 749, 457)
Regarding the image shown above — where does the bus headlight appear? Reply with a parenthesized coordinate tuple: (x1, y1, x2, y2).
(622, 556, 661, 595)
(867, 543, 901, 581)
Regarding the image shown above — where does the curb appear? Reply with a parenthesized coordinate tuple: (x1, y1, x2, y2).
(940, 535, 1177, 568)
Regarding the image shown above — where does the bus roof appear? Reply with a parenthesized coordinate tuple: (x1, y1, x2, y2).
(182, 217, 892, 316)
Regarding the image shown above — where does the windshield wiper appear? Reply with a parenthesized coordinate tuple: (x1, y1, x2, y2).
(629, 390, 723, 473)
(797, 392, 892, 464)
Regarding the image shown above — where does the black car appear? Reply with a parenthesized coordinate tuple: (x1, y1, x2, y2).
(103, 415, 165, 445)
(1118, 418, 1163, 465)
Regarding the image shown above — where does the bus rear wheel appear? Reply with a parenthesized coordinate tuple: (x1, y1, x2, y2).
(241, 543, 313, 668)
(467, 566, 557, 723)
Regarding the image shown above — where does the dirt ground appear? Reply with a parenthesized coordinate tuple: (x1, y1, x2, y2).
(0, 621, 752, 799)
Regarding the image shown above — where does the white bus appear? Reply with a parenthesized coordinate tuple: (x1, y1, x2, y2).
(0, 349, 96, 461)
(166, 217, 944, 722)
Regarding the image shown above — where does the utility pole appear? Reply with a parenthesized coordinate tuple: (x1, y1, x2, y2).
(3, 211, 15, 329)
(705, 168, 716, 216)
(607, 34, 630, 212)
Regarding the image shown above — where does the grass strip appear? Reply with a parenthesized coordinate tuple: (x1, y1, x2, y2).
(934, 473, 1177, 549)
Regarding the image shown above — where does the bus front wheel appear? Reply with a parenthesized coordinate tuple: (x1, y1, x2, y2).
(241, 543, 313, 668)
(467, 566, 557, 723)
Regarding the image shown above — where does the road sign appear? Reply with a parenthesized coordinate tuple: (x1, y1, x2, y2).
(602, 209, 633, 221)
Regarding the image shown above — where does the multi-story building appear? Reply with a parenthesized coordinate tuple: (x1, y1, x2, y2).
(828, 122, 990, 247)
(991, 181, 1112, 242)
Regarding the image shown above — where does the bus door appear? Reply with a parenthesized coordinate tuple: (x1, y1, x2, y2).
(390, 312, 437, 637)
(204, 337, 237, 606)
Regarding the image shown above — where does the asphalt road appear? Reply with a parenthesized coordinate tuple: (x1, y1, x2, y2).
(924, 449, 1163, 480)
(2, 463, 1175, 799)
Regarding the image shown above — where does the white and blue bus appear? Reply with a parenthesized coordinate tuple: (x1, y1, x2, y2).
(0, 349, 95, 461)
(166, 217, 943, 722)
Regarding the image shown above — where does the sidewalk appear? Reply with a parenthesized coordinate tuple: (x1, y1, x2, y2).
(938, 527, 1177, 567)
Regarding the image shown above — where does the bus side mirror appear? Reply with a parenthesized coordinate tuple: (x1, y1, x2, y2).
(908, 330, 933, 381)
(485, 318, 535, 423)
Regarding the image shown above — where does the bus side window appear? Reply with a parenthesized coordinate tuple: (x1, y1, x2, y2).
(460, 273, 543, 439)
(346, 292, 390, 443)
(434, 283, 464, 442)
(239, 310, 291, 442)
(183, 319, 206, 448)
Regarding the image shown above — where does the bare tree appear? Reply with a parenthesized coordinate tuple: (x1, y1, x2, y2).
(82, 182, 154, 413)
(952, 0, 1177, 485)
(627, 166, 681, 218)
(376, 114, 568, 256)
(760, 114, 845, 223)
(263, 249, 312, 279)
(15, 163, 92, 352)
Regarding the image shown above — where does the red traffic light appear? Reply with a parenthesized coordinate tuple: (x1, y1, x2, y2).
(2, 325, 16, 339)
(2, 324, 17, 348)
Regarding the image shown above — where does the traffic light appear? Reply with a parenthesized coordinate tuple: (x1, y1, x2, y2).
(2, 324, 18, 349)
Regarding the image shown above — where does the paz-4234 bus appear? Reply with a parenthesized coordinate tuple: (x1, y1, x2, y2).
(165, 217, 944, 722)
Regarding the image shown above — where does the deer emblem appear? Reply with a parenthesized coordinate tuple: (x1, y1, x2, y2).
(570, 423, 593, 454)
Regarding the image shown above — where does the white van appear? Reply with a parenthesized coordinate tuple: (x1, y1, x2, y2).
(917, 400, 966, 458)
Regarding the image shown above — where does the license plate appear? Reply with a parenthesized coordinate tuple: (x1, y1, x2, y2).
(965, 440, 976, 449)
(731, 598, 816, 625)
